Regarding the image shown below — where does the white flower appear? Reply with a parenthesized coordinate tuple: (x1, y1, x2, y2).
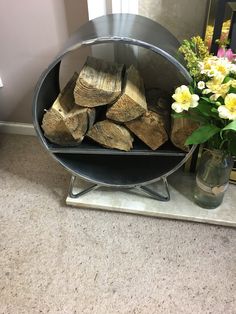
(218, 93, 236, 120)
(214, 58, 231, 76)
(171, 85, 199, 113)
(218, 106, 234, 119)
(199, 56, 232, 79)
(208, 69, 218, 77)
(210, 94, 219, 101)
(197, 81, 205, 90)
(229, 63, 236, 73)
(202, 88, 211, 94)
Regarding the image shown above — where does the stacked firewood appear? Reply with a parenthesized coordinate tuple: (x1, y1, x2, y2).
(42, 56, 194, 151)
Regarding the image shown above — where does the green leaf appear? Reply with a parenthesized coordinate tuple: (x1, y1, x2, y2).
(201, 97, 212, 103)
(222, 120, 236, 132)
(189, 85, 194, 94)
(211, 108, 218, 113)
(223, 76, 232, 84)
(196, 101, 212, 117)
(196, 100, 221, 120)
(185, 124, 221, 145)
(229, 86, 236, 94)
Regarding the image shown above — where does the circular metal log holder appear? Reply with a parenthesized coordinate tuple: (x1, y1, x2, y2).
(32, 14, 194, 200)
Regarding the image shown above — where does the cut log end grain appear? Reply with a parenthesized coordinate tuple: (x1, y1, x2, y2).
(87, 120, 134, 151)
(106, 65, 147, 122)
(74, 56, 124, 107)
(125, 111, 168, 150)
(41, 109, 75, 145)
(63, 106, 96, 142)
(41, 73, 95, 145)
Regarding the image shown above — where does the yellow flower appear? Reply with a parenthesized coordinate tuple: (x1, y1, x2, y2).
(205, 75, 230, 100)
(215, 59, 230, 76)
(218, 93, 236, 120)
(172, 85, 199, 113)
(199, 56, 231, 78)
(199, 57, 215, 76)
(230, 80, 236, 88)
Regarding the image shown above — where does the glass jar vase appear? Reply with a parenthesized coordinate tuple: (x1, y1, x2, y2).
(194, 149, 233, 209)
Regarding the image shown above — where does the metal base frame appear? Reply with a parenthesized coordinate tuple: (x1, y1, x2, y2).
(68, 176, 170, 202)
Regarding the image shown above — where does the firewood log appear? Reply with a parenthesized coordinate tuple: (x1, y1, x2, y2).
(145, 88, 171, 133)
(87, 120, 134, 151)
(106, 65, 147, 122)
(63, 106, 95, 141)
(124, 88, 170, 150)
(125, 111, 168, 150)
(74, 56, 124, 107)
(41, 73, 95, 145)
(41, 73, 78, 144)
(41, 110, 75, 145)
(170, 117, 199, 151)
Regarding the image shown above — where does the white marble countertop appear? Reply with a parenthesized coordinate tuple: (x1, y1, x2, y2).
(66, 170, 236, 227)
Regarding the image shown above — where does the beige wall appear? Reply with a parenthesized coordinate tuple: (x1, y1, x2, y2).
(0, 0, 88, 123)
(0, 0, 208, 123)
(139, 0, 209, 42)
(114, 0, 209, 92)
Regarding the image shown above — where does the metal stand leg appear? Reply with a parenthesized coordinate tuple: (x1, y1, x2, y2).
(68, 176, 99, 199)
(68, 176, 170, 201)
(137, 177, 170, 202)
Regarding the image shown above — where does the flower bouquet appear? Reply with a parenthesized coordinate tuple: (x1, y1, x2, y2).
(172, 36, 236, 152)
(171, 37, 236, 208)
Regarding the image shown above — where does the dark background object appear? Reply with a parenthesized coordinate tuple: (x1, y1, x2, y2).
(209, 0, 236, 53)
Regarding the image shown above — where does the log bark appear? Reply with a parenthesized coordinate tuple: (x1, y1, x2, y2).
(125, 110, 168, 150)
(170, 117, 199, 151)
(41, 72, 95, 145)
(87, 120, 134, 151)
(106, 65, 147, 122)
(74, 56, 124, 107)
(52, 72, 78, 115)
(41, 73, 78, 145)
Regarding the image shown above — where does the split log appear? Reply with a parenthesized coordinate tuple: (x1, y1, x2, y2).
(106, 65, 147, 122)
(41, 73, 78, 145)
(170, 117, 199, 151)
(41, 72, 95, 145)
(74, 56, 124, 107)
(41, 110, 75, 145)
(125, 111, 168, 150)
(63, 105, 95, 141)
(87, 120, 134, 151)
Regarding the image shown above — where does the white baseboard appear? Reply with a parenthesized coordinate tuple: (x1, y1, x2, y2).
(0, 121, 36, 136)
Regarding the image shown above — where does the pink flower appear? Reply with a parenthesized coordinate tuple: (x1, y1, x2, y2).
(225, 49, 236, 62)
(217, 47, 236, 61)
(217, 47, 226, 58)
